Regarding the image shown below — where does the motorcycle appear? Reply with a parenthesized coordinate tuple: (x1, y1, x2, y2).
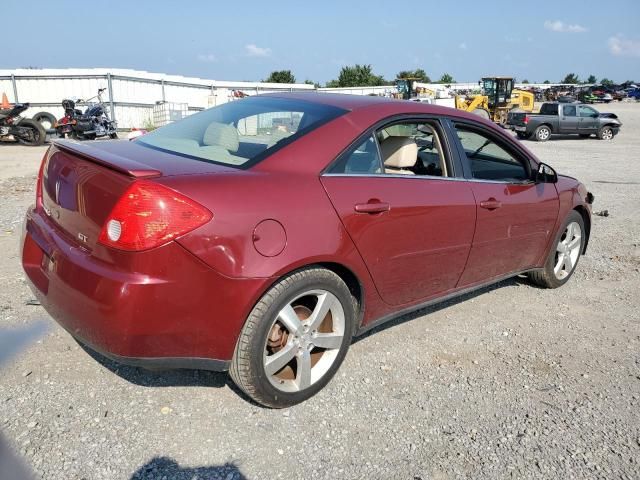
(55, 88, 118, 140)
(0, 102, 46, 146)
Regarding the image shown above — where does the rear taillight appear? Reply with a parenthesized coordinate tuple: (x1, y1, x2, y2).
(524, 115, 529, 125)
(98, 181, 212, 251)
(36, 150, 48, 209)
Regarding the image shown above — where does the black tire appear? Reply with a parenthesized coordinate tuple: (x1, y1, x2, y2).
(109, 132, 118, 139)
(516, 132, 531, 140)
(32, 112, 56, 132)
(579, 134, 591, 138)
(597, 126, 614, 140)
(15, 119, 45, 146)
(528, 210, 585, 289)
(230, 267, 356, 408)
(534, 125, 551, 142)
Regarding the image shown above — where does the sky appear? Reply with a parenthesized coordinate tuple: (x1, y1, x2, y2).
(2, 0, 639, 84)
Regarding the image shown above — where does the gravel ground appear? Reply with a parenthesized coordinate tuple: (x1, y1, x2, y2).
(0, 103, 639, 480)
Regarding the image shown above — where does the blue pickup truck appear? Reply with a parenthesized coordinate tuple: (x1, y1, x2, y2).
(507, 102, 622, 142)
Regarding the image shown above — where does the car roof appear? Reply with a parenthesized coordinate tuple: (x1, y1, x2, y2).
(262, 91, 482, 121)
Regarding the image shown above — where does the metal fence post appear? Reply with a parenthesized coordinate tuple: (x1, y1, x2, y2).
(10, 74, 18, 103)
(107, 73, 116, 123)
(161, 79, 166, 102)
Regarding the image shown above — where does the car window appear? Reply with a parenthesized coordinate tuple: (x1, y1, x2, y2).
(454, 126, 529, 182)
(540, 103, 558, 115)
(137, 97, 346, 168)
(563, 105, 577, 117)
(328, 135, 382, 174)
(579, 106, 597, 117)
(376, 122, 448, 177)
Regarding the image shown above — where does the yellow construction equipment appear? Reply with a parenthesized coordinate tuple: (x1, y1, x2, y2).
(455, 77, 534, 124)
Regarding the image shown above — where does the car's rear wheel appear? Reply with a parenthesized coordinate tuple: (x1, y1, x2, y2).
(528, 211, 585, 288)
(516, 132, 530, 140)
(534, 125, 551, 142)
(230, 267, 355, 408)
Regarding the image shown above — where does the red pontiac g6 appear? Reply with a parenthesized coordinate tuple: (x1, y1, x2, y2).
(21, 94, 593, 407)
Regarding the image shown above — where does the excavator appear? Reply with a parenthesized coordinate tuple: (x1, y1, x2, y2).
(455, 77, 535, 124)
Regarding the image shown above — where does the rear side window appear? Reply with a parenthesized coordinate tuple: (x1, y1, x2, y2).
(138, 97, 346, 168)
(563, 105, 577, 116)
(454, 126, 529, 182)
(328, 136, 382, 174)
(540, 103, 558, 115)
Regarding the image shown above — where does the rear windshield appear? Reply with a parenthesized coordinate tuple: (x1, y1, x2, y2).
(137, 96, 346, 168)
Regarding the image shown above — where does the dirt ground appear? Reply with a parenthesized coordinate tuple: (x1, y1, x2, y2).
(0, 102, 639, 480)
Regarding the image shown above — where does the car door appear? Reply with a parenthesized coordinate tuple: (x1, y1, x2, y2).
(578, 105, 599, 133)
(559, 104, 579, 133)
(450, 122, 560, 287)
(321, 119, 476, 306)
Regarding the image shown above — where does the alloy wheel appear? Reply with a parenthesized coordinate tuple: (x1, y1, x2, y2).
(554, 221, 582, 280)
(263, 290, 345, 393)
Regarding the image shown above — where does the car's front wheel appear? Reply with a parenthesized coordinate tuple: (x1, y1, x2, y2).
(529, 210, 585, 288)
(597, 126, 614, 140)
(230, 267, 356, 408)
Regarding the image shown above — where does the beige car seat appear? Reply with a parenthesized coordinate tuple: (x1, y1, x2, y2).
(380, 136, 418, 175)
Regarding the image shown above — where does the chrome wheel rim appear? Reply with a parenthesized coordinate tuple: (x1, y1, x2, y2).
(538, 128, 550, 140)
(263, 290, 345, 393)
(601, 128, 613, 140)
(554, 221, 582, 280)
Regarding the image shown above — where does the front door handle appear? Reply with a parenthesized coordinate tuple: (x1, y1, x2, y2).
(354, 201, 390, 214)
(479, 198, 502, 210)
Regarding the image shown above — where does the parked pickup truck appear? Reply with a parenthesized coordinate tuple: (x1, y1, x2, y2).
(507, 102, 622, 142)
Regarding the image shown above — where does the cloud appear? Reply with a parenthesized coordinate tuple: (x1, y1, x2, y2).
(245, 44, 272, 57)
(459, 42, 467, 50)
(544, 20, 587, 33)
(608, 35, 640, 57)
(196, 53, 216, 63)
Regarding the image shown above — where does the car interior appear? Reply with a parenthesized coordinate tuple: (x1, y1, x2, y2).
(330, 122, 448, 177)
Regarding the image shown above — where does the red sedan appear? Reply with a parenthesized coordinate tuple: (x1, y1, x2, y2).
(21, 93, 593, 407)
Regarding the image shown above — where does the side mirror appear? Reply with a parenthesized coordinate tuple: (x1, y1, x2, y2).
(536, 163, 558, 183)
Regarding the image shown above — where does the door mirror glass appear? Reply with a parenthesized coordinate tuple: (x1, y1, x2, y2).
(536, 163, 557, 183)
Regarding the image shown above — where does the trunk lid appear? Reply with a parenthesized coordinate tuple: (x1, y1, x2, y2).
(40, 140, 233, 252)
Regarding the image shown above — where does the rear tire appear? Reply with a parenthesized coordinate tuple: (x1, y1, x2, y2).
(528, 210, 585, 289)
(534, 125, 551, 142)
(230, 267, 356, 408)
(597, 126, 614, 140)
(15, 119, 45, 146)
(516, 132, 531, 140)
(32, 112, 56, 132)
(109, 132, 118, 139)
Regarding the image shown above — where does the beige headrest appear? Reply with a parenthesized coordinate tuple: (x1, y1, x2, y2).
(381, 136, 417, 169)
(203, 122, 239, 152)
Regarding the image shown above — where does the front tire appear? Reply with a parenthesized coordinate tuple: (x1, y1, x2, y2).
(528, 211, 585, 288)
(597, 126, 614, 140)
(230, 267, 356, 408)
(534, 125, 551, 142)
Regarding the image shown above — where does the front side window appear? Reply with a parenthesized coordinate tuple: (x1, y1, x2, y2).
(454, 126, 529, 182)
(579, 106, 597, 118)
(563, 105, 577, 117)
(138, 97, 346, 168)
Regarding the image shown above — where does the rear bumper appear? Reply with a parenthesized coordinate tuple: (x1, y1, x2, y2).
(21, 206, 271, 365)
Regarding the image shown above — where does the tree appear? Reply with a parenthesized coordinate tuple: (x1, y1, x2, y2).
(396, 69, 431, 83)
(586, 75, 597, 84)
(264, 70, 296, 84)
(600, 78, 614, 86)
(543, 80, 551, 84)
(328, 64, 386, 88)
(437, 73, 455, 84)
(522, 79, 530, 84)
(304, 79, 320, 88)
(562, 73, 579, 84)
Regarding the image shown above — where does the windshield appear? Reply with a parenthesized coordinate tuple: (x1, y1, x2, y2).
(138, 96, 346, 168)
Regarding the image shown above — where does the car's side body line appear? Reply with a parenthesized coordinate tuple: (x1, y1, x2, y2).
(356, 268, 536, 336)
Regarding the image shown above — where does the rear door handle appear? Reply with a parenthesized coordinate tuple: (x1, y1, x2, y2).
(479, 198, 502, 210)
(354, 201, 390, 214)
